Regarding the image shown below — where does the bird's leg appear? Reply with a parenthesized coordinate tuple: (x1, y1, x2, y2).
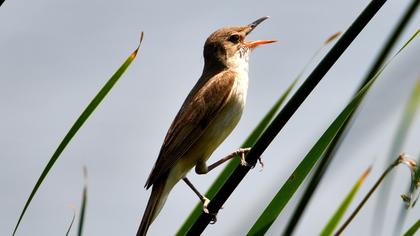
(206, 147, 252, 172)
(206, 147, 263, 171)
(182, 178, 217, 223)
(182, 177, 211, 214)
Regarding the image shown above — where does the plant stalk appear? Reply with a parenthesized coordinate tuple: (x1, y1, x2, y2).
(283, 1, 420, 234)
(185, 0, 388, 234)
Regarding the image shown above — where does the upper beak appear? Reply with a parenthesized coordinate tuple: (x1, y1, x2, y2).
(247, 16, 269, 34)
(244, 16, 276, 49)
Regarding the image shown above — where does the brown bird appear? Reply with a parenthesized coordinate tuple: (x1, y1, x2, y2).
(137, 16, 275, 236)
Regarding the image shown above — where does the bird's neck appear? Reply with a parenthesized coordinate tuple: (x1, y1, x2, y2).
(202, 51, 250, 79)
(202, 61, 227, 79)
(226, 51, 249, 76)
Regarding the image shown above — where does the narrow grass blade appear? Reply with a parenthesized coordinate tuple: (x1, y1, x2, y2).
(12, 32, 144, 236)
(177, 30, 340, 235)
(391, 77, 420, 232)
(371, 1, 420, 233)
(288, 1, 420, 234)
(78, 167, 88, 236)
(176, 78, 297, 235)
(335, 154, 418, 235)
(377, 76, 420, 234)
(247, 31, 419, 236)
(411, 152, 420, 206)
(66, 208, 76, 236)
(188, 1, 389, 233)
(403, 219, 420, 236)
(295, 31, 342, 80)
(320, 167, 371, 236)
(243, 79, 299, 148)
(248, 71, 375, 236)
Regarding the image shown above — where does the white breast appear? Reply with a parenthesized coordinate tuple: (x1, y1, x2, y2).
(228, 48, 250, 107)
(189, 49, 250, 162)
(202, 49, 250, 151)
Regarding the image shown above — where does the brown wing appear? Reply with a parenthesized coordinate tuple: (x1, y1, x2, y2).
(145, 70, 236, 188)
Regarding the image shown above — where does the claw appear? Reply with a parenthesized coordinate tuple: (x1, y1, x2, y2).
(210, 214, 217, 224)
(202, 196, 210, 214)
(258, 157, 264, 171)
(237, 148, 263, 170)
(240, 152, 250, 167)
(202, 197, 217, 224)
(242, 154, 264, 171)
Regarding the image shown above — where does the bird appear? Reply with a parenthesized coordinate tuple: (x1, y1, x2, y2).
(137, 16, 275, 236)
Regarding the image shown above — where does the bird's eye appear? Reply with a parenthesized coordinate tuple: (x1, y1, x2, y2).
(228, 34, 240, 43)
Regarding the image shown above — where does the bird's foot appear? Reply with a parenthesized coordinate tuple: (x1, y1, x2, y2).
(201, 197, 218, 224)
(239, 149, 264, 171)
(238, 148, 251, 167)
(202, 196, 211, 214)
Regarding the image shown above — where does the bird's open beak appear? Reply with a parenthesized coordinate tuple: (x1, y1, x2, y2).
(244, 39, 276, 49)
(244, 16, 276, 49)
(247, 16, 269, 34)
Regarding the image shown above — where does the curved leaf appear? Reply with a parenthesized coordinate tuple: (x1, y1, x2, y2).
(176, 30, 340, 235)
(176, 78, 297, 235)
(403, 219, 420, 236)
(12, 32, 144, 235)
(247, 30, 419, 235)
(320, 167, 371, 236)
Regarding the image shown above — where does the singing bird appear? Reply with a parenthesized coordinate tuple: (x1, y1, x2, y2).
(137, 16, 275, 235)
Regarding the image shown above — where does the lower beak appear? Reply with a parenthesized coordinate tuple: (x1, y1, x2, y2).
(244, 40, 277, 49)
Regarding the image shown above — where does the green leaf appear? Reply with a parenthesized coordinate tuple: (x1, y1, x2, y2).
(176, 30, 342, 235)
(12, 32, 144, 236)
(413, 152, 420, 205)
(247, 30, 419, 236)
(320, 167, 371, 236)
(377, 71, 420, 235)
(334, 154, 412, 235)
(176, 79, 297, 235)
(248, 74, 373, 236)
(244, 79, 299, 148)
(403, 219, 420, 236)
(400, 79, 420, 206)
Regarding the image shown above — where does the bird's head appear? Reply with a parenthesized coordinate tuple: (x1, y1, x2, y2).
(203, 16, 275, 71)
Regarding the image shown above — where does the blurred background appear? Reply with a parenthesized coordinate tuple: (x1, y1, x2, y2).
(1, 0, 419, 235)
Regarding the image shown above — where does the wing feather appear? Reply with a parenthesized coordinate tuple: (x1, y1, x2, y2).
(145, 70, 236, 188)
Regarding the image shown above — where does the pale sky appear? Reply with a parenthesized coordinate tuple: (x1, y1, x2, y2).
(1, 0, 419, 235)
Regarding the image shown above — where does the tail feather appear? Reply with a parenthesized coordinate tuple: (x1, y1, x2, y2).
(137, 177, 168, 236)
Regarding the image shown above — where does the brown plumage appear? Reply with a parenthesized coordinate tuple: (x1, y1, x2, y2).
(137, 17, 274, 236)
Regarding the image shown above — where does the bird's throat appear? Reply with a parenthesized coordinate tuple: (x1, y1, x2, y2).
(227, 49, 250, 76)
